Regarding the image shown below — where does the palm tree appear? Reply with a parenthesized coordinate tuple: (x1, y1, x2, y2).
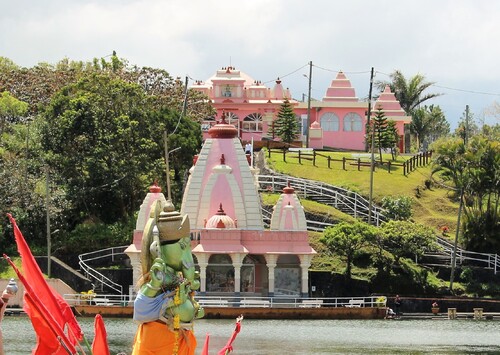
(376, 70, 442, 115)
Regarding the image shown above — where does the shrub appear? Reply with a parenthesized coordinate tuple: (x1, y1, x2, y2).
(381, 195, 413, 220)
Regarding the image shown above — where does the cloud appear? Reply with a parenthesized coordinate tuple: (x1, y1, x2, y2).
(1, 0, 499, 128)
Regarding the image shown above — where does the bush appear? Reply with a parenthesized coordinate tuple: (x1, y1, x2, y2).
(381, 195, 413, 220)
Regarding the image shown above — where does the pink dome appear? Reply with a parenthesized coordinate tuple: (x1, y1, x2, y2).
(205, 204, 236, 229)
(208, 111, 238, 138)
(311, 121, 321, 129)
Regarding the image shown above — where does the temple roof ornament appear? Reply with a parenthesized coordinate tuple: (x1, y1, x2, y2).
(208, 111, 238, 139)
(323, 71, 358, 102)
(205, 203, 237, 229)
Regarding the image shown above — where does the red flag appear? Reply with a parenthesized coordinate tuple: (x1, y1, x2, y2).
(201, 334, 210, 355)
(4, 255, 76, 354)
(7, 214, 83, 345)
(217, 315, 243, 355)
(92, 314, 110, 355)
(24, 293, 69, 354)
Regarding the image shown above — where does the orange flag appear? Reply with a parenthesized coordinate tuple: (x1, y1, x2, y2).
(7, 214, 83, 346)
(92, 314, 110, 355)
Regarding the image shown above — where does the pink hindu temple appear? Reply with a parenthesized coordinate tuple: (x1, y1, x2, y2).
(192, 66, 411, 152)
(127, 116, 316, 297)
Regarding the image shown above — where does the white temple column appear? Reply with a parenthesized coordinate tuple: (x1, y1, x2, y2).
(195, 253, 209, 294)
(230, 254, 244, 294)
(125, 250, 142, 292)
(264, 254, 278, 297)
(299, 255, 313, 297)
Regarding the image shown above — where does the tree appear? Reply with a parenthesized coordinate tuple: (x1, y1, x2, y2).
(376, 70, 442, 115)
(483, 100, 500, 121)
(0, 119, 67, 254)
(0, 56, 215, 121)
(454, 107, 479, 144)
(0, 56, 19, 71)
(40, 73, 202, 225)
(380, 220, 437, 265)
(270, 98, 300, 145)
(0, 91, 28, 135)
(370, 106, 392, 162)
(386, 120, 399, 160)
(432, 135, 500, 253)
(321, 221, 377, 279)
(412, 105, 449, 150)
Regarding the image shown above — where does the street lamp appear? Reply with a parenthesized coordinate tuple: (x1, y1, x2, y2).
(163, 133, 182, 202)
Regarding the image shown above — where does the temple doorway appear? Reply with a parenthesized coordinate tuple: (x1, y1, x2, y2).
(275, 255, 301, 296)
(206, 254, 234, 293)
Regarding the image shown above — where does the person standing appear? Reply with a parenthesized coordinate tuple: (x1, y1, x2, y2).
(394, 294, 402, 315)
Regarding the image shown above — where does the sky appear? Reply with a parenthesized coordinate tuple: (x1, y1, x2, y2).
(2, 0, 499, 129)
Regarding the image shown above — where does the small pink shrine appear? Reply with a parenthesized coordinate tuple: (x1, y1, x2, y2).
(127, 115, 316, 297)
(192, 67, 411, 152)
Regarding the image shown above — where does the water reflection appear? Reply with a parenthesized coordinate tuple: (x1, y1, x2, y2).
(2, 317, 500, 354)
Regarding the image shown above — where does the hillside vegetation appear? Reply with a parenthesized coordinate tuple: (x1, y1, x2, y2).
(264, 150, 460, 235)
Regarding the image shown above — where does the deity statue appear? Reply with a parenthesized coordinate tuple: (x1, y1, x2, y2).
(132, 199, 204, 355)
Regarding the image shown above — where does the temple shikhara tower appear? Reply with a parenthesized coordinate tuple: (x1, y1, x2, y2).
(182, 114, 316, 297)
(127, 114, 316, 298)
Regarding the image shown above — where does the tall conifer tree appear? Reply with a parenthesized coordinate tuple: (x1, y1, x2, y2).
(270, 98, 300, 145)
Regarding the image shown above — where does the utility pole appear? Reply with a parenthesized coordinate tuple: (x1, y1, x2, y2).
(305, 61, 313, 148)
(464, 104, 469, 146)
(182, 76, 189, 118)
(368, 118, 376, 225)
(365, 67, 374, 152)
(164, 131, 172, 202)
(367, 67, 375, 224)
(449, 188, 464, 291)
(45, 165, 51, 278)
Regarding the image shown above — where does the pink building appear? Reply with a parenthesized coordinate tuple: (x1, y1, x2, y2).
(182, 119, 316, 297)
(192, 67, 411, 152)
(127, 118, 316, 297)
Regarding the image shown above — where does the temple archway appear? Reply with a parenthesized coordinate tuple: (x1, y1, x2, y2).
(206, 254, 234, 293)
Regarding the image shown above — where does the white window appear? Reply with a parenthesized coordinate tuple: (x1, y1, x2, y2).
(242, 113, 263, 132)
(223, 111, 240, 130)
(320, 112, 340, 131)
(343, 112, 363, 132)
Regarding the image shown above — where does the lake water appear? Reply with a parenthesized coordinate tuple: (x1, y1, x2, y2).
(2, 316, 500, 354)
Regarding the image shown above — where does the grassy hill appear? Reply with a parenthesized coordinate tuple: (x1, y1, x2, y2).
(264, 149, 460, 235)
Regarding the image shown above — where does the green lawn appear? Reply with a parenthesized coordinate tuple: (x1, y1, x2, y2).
(264, 149, 460, 234)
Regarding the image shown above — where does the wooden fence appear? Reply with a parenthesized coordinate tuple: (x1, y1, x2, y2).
(267, 148, 433, 176)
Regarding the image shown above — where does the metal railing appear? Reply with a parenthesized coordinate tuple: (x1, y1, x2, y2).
(257, 174, 387, 226)
(64, 292, 132, 306)
(431, 237, 500, 274)
(78, 246, 128, 294)
(63, 293, 386, 309)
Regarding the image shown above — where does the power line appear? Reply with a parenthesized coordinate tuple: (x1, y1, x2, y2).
(313, 64, 371, 75)
(262, 63, 309, 84)
(432, 85, 500, 97)
(373, 71, 500, 98)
